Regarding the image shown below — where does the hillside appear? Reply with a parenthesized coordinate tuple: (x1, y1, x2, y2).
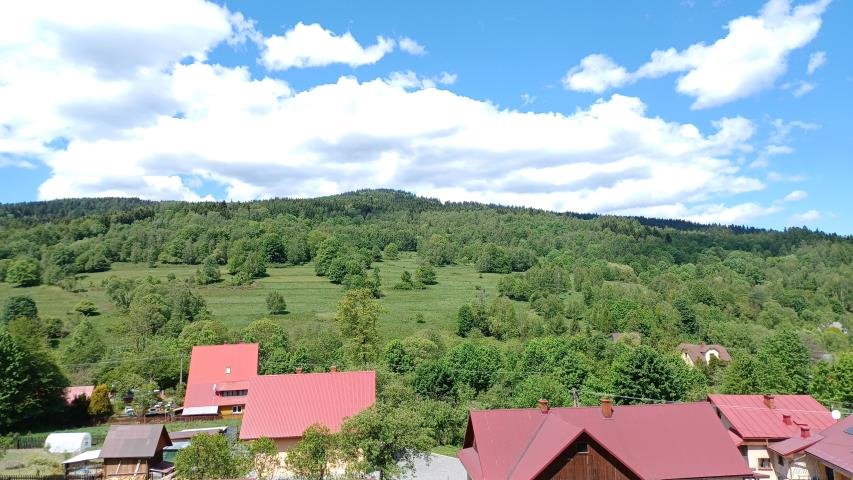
(0, 189, 850, 436)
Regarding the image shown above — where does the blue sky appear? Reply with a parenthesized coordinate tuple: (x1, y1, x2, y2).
(0, 0, 850, 233)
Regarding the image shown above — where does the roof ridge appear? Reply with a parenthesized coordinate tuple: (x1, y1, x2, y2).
(254, 370, 376, 379)
(505, 414, 551, 479)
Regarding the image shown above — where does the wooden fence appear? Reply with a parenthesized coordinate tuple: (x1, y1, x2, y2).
(107, 414, 221, 425)
(0, 475, 99, 480)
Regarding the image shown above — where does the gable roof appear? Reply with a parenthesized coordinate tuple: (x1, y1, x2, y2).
(460, 402, 752, 480)
(100, 425, 170, 459)
(805, 415, 853, 474)
(239, 370, 376, 440)
(677, 343, 731, 362)
(64, 385, 94, 405)
(183, 343, 258, 408)
(708, 394, 835, 440)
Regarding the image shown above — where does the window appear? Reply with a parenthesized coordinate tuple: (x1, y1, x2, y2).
(758, 458, 771, 470)
(231, 405, 243, 414)
(776, 454, 785, 467)
(225, 367, 231, 374)
(825, 466, 834, 480)
(576, 442, 588, 454)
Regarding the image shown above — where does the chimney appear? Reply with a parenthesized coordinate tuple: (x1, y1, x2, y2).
(538, 399, 550, 414)
(295, 367, 303, 374)
(800, 426, 810, 438)
(763, 394, 775, 409)
(601, 397, 613, 419)
(782, 414, 792, 425)
(330, 365, 337, 373)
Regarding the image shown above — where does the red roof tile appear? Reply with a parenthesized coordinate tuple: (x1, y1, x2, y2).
(708, 394, 835, 440)
(64, 385, 94, 405)
(805, 415, 853, 474)
(460, 402, 752, 480)
(239, 370, 376, 440)
(183, 343, 258, 408)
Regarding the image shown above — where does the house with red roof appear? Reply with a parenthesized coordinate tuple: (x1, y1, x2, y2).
(458, 398, 753, 480)
(239, 369, 376, 451)
(769, 414, 852, 480)
(678, 343, 731, 366)
(183, 343, 259, 417)
(64, 385, 94, 405)
(708, 394, 836, 480)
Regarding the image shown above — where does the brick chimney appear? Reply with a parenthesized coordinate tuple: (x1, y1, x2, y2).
(601, 397, 613, 419)
(295, 367, 303, 374)
(782, 414, 792, 425)
(538, 399, 550, 414)
(763, 394, 775, 409)
(800, 425, 810, 438)
(330, 365, 337, 373)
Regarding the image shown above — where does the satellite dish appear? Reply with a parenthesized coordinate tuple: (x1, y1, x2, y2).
(831, 409, 842, 420)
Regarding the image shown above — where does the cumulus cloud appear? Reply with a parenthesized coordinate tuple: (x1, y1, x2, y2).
(563, 0, 831, 108)
(562, 54, 630, 93)
(398, 36, 426, 55)
(261, 22, 395, 70)
(791, 209, 821, 222)
(0, 0, 775, 225)
(807, 51, 826, 74)
(783, 190, 807, 201)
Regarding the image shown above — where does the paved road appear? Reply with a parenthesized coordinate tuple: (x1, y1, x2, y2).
(400, 453, 467, 480)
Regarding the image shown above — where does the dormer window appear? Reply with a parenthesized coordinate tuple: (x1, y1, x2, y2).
(225, 367, 231, 375)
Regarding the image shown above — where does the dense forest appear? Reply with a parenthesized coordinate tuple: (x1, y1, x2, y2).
(1, 190, 850, 450)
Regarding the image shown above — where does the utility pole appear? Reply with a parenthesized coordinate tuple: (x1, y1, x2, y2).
(572, 388, 579, 407)
(179, 356, 183, 387)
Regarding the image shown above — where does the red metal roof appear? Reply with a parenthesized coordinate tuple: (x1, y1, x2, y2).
(805, 415, 853, 474)
(64, 385, 94, 405)
(708, 394, 835, 440)
(460, 402, 753, 480)
(183, 343, 258, 408)
(239, 370, 376, 440)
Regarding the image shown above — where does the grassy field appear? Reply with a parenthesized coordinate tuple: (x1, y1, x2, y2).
(0, 448, 65, 476)
(0, 253, 518, 344)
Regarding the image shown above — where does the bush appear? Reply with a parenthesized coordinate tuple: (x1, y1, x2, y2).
(2, 295, 38, 324)
(6, 257, 42, 287)
(414, 263, 437, 285)
(266, 291, 287, 314)
(74, 299, 99, 316)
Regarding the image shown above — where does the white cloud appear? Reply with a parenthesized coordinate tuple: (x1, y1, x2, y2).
(782, 80, 816, 96)
(384, 71, 457, 90)
(521, 93, 536, 106)
(783, 190, 807, 201)
(791, 209, 821, 222)
(0, 0, 772, 226)
(768, 171, 806, 182)
(807, 50, 826, 74)
(261, 22, 395, 70)
(564, 0, 831, 108)
(613, 202, 781, 225)
(563, 54, 630, 93)
(769, 118, 818, 144)
(398, 36, 426, 55)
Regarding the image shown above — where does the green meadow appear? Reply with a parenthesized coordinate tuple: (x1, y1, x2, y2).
(0, 253, 514, 342)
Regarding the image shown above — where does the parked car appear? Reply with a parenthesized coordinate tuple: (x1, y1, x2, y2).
(123, 406, 135, 416)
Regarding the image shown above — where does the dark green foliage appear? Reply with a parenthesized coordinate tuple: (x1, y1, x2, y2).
(63, 318, 105, 365)
(477, 244, 512, 273)
(445, 342, 503, 393)
(755, 329, 812, 394)
(2, 295, 37, 324)
(384, 339, 414, 373)
(612, 346, 690, 404)
(382, 242, 400, 260)
(284, 424, 339, 480)
(512, 374, 571, 407)
(175, 432, 248, 479)
(266, 291, 288, 314)
(196, 256, 221, 284)
(413, 360, 455, 399)
(0, 328, 68, 431)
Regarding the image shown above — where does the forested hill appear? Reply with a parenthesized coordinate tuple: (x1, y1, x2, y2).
(0, 189, 850, 434)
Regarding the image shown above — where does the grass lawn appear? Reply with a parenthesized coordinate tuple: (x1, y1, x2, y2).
(0, 448, 65, 476)
(431, 445, 461, 456)
(0, 253, 520, 343)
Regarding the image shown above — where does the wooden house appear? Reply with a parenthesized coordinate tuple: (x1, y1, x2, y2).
(100, 425, 171, 479)
(458, 399, 753, 480)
